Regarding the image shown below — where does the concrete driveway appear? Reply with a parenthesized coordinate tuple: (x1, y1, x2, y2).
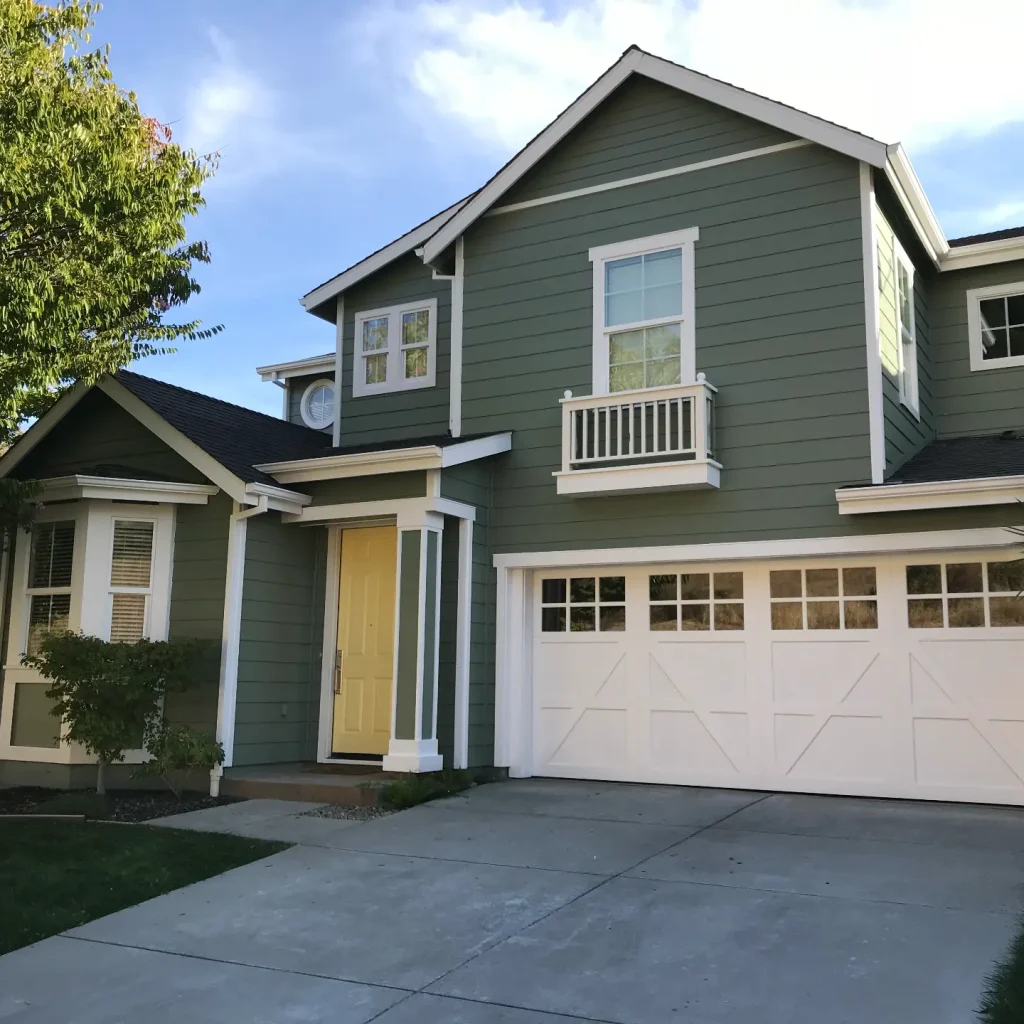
(2, 780, 1022, 1023)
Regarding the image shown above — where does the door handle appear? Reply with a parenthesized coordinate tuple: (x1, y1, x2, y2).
(333, 649, 343, 695)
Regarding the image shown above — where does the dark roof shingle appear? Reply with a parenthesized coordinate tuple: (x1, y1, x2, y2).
(948, 226, 1024, 247)
(886, 433, 1024, 485)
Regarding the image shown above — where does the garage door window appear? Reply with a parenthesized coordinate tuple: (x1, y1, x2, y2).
(770, 567, 877, 630)
(541, 576, 626, 632)
(907, 559, 1024, 628)
(649, 571, 744, 631)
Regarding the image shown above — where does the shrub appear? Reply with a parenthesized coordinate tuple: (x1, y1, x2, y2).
(22, 633, 205, 794)
(136, 724, 224, 797)
(379, 768, 475, 811)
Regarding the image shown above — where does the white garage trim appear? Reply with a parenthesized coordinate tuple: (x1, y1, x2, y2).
(495, 538, 1024, 805)
(493, 527, 1016, 571)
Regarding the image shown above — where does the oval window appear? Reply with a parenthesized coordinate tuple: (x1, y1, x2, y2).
(301, 379, 335, 429)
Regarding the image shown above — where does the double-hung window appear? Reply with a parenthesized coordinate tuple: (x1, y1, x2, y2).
(877, 225, 919, 415)
(107, 520, 156, 643)
(353, 298, 437, 397)
(589, 228, 698, 394)
(25, 520, 76, 655)
(967, 282, 1024, 370)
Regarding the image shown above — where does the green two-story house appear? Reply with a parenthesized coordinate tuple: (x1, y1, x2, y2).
(3, 47, 1024, 805)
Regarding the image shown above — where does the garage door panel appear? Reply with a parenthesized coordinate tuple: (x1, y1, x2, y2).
(651, 709, 748, 775)
(770, 640, 884, 709)
(912, 639, 1024, 716)
(650, 642, 747, 708)
(776, 713, 888, 784)
(913, 717, 1024, 791)
(540, 707, 628, 769)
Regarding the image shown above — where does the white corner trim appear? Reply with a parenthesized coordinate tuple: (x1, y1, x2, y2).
(257, 433, 511, 484)
(449, 236, 465, 438)
(422, 48, 887, 265)
(490, 141, 811, 216)
(453, 517, 473, 770)
(860, 164, 885, 485)
(837, 476, 1024, 515)
(37, 475, 219, 505)
(967, 281, 1024, 371)
(316, 526, 343, 762)
(554, 458, 721, 496)
(333, 294, 344, 446)
(301, 196, 474, 312)
(244, 481, 312, 515)
(256, 352, 335, 382)
(493, 527, 1019, 571)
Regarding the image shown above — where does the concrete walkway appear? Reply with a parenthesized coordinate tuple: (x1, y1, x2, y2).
(2, 780, 1022, 1023)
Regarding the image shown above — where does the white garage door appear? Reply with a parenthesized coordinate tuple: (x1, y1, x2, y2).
(531, 552, 1024, 805)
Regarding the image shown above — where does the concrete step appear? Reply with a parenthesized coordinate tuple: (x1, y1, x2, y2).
(221, 766, 392, 807)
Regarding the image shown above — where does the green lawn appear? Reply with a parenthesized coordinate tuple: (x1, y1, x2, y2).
(0, 819, 287, 955)
(979, 916, 1024, 1023)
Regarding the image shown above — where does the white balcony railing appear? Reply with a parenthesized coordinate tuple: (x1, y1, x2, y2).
(555, 376, 720, 496)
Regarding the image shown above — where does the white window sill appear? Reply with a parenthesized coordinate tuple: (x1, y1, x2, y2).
(554, 458, 721, 497)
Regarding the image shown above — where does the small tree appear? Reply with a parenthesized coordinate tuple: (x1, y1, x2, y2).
(136, 724, 224, 798)
(22, 632, 206, 794)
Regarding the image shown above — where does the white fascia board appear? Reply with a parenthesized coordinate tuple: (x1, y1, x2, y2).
(258, 433, 513, 483)
(39, 475, 219, 505)
(941, 239, 1024, 272)
(440, 432, 512, 467)
(301, 196, 473, 313)
(422, 48, 887, 265)
(97, 378, 250, 504)
(244, 481, 312, 515)
(494, 527, 1018, 570)
(883, 145, 946, 266)
(256, 353, 335, 382)
(0, 383, 91, 479)
(554, 459, 721, 496)
(836, 475, 1024, 515)
(282, 495, 476, 526)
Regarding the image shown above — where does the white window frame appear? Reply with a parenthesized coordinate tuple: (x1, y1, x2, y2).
(967, 280, 1024, 371)
(352, 297, 438, 398)
(892, 235, 919, 417)
(299, 377, 336, 429)
(589, 227, 699, 396)
(0, 501, 176, 765)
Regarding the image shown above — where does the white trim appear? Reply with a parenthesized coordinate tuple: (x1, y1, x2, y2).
(490, 141, 812, 216)
(860, 165, 886, 485)
(449, 237, 465, 438)
(36, 475, 219, 505)
(555, 459, 721, 496)
(493, 527, 1018, 572)
(301, 196, 473, 312)
(257, 432, 512, 484)
(589, 227, 699, 395)
(214, 498, 268, 769)
(967, 280, 1024, 371)
(333, 295, 344, 446)
(286, 495, 475, 526)
(352, 298, 438, 398)
(837, 476, 1024, 515)
(317, 526, 343, 763)
(891, 231, 920, 418)
(883, 146, 944, 268)
(256, 353, 335, 382)
(0, 383, 91, 479)
(244, 482, 311, 515)
(422, 48, 887, 265)
(299, 378, 336, 430)
(453, 517, 473, 769)
(97, 378, 250, 504)
(493, 566, 530, 774)
(382, 738, 443, 773)
(942, 237, 1024, 272)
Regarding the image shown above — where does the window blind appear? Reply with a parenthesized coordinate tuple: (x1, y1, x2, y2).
(110, 521, 154, 587)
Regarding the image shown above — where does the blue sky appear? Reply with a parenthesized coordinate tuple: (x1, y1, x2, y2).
(99, 0, 1024, 417)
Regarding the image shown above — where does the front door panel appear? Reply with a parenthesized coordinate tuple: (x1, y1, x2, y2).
(333, 526, 397, 756)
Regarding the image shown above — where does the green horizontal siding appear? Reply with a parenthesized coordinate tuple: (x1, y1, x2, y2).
(307, 472, 427, 505)
(14, 390, 205, 483)
(930, 259, 1024, 437)
(233, 514, 326, 766)
(501, 75, 795, 206)
(462, 136, 871, 553)
(164, 494, 232, 735)
(338, 253, 452, 446)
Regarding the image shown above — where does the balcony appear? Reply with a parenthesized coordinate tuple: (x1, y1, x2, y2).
(554, 376, 720, 496)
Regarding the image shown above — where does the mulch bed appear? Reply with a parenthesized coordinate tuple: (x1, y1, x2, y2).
(0, 787, 241, 822)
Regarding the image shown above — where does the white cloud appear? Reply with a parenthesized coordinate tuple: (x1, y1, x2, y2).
(179, 28, 352, 187)
(381, 0, 1024, 153)
(972, 199, 1024, 228)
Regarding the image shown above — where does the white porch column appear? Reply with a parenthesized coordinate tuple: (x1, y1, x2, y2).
(383, 508, 445, 773)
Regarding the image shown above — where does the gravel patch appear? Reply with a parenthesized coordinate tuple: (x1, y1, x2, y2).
(299, 803, 393, 822)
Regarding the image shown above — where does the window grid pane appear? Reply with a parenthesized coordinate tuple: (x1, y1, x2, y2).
(110, 521, 154, 587)
(29, 521, 75, 590)
(541, 576, 625, 632)
(110, 593, 147, 644)
(907, 559, 1024, 628)
(770, 567, 878, 630)
(649, 572, 744, 632)
(26, 593, 71, 655)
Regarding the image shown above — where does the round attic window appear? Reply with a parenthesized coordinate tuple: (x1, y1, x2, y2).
(300, 379, 335, 429)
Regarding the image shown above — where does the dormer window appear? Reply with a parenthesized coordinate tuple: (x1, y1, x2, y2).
(968, 282, 1024, 370)
(589, 228, 698, 395)
(352, 298, 437, 397)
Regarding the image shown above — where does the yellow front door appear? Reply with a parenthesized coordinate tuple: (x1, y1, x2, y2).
(332, 526, 397, 756)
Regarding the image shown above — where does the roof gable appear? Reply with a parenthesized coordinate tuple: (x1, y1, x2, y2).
(421, 46, 888, 265)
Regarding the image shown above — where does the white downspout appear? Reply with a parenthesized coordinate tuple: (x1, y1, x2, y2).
(210, 495, 269, 797)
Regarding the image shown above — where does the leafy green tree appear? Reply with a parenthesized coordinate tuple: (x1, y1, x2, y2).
(22, 633, 207, 794)
(0, 0, 219, 449)
(137, 724, 224, 798)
